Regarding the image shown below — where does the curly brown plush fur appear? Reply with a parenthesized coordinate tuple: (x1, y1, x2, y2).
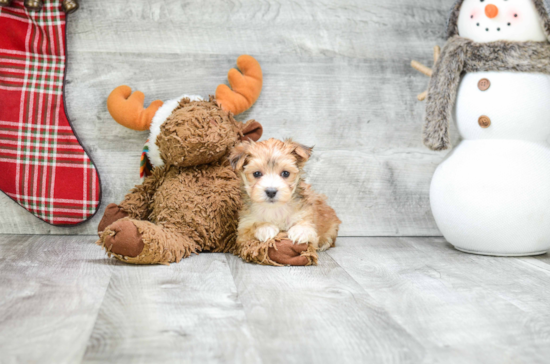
(96, 98, 316, 266)
(424, 37, 550, 150)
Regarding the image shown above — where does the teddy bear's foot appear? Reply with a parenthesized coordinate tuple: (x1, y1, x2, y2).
(101, 219, 144, 258)
(98, 219, 202, 265)
(268, 239, 310, 266)
(98, 203, 129, 236)
(236, 233, 318, 266)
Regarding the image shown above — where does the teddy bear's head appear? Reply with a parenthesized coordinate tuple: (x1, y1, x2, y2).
(106, 55, 264, 174)
(154, 97, 262, 167)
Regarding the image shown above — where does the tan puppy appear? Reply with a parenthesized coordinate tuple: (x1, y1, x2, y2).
(230, 138, 341, 252)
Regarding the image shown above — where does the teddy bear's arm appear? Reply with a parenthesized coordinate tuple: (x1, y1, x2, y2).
(118, 175, 159, 220)
(97, 176, 160, 235)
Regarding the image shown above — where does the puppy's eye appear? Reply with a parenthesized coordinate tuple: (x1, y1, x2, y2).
(281, 171, 290, 178)
(253, 171, 263, 178)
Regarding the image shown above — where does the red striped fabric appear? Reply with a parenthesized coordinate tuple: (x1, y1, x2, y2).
(0, 0, 101, 226)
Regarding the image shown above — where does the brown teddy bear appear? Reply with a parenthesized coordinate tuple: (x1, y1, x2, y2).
(96, 56, 316, 266)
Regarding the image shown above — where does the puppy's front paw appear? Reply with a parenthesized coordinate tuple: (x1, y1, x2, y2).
(317, 238, 333, 252)
(288, 224, 318, 245)
(254, 224, 280, 242)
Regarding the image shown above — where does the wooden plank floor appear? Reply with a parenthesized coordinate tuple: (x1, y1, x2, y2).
(1, 235, 549, 363)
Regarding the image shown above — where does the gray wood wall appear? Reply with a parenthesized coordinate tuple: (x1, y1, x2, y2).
(0, 0, 459, 236)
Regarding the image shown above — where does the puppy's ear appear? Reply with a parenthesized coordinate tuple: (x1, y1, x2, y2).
(229, 142, 251, 171)
(287, 140, 313, 164)
(240, 120, 263, 142)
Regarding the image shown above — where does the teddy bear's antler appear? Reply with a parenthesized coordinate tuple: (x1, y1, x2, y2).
(411, 46, 440, 101)
(216, 55, 263, 115)
(106, 86, 164, 131)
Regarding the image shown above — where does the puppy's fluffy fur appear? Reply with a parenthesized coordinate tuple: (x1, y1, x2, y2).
(230, 138, 341, 251)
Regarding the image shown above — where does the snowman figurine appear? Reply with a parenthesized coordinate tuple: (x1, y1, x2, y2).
(413, 0, 550, 256)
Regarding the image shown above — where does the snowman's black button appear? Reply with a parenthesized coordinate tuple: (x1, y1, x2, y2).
(478, 78, 491, 91)
(478, 116, 491, 128)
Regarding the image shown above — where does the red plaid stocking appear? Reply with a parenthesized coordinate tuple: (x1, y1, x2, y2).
(0, 1, 101, 226)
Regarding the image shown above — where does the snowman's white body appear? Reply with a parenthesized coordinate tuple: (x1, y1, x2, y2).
(429, 0, 550, 255)
(431, 72, 550, 255)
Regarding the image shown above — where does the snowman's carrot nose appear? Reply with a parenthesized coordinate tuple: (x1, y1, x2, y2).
(485, 4, 499, 19)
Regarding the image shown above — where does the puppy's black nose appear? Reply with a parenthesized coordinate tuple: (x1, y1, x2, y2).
(265, 188, 278, 199)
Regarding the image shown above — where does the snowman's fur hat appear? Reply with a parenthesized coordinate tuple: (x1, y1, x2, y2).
(446, 0, 550, 41)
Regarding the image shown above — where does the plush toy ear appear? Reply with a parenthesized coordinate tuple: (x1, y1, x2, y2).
(240, 120, 263, 142)
(229, 142, 251, 171)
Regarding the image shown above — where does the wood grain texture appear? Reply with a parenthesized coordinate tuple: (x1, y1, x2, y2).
(327, 237, 550, 364)
(0, 235, 112, 363)
(2, 235, 550, 363)
(0, 0, 458, 235)
(82, 253, 260, 364)
(225, 251, 425, 363)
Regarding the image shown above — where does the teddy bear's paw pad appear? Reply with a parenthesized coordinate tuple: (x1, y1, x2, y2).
(103, 220, 144, 257)
(268, 239, 309, 266)
(98, 203, 128, 236)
